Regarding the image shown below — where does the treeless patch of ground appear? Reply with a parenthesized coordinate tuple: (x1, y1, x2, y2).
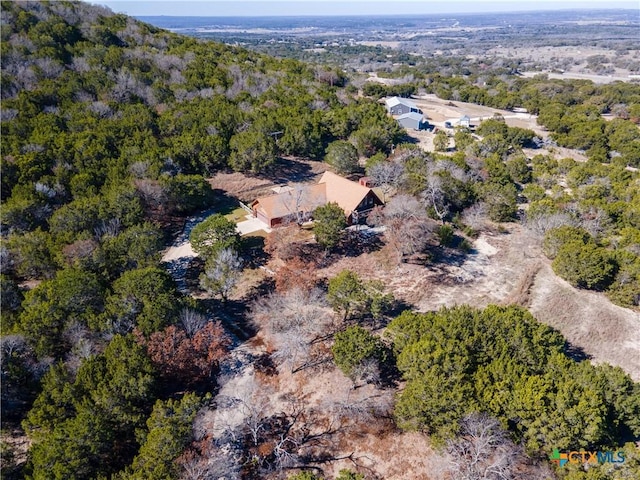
(207, 172, 276, 203)
(0, 427, 31, 478)
(328, 430, 442, 480)
(523, 145, 589, 163)
(319, 224, 539, 310)
(411, 94, 542, 130)
(318, 223, 640, 381)
(256, 356, 443, 479)
(528, 264, 640, 380)
(207, 157, 331, 202)
(403, 94, 597, 163)
(400, 94, 549, 152)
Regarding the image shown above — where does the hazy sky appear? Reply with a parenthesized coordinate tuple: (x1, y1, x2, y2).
(96, 0, 639, 17)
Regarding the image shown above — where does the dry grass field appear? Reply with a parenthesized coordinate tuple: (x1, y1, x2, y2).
(528, 264, 640, 380)
(489, 45, 640, 84)
(207, 157, 331, 202)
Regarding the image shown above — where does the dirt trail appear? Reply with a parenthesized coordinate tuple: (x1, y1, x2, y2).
(161, 207, 220, 292)
(160, 206, 266, 445)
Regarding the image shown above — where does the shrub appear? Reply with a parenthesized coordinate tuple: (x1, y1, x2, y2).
(332, 325, 387, 378)
(481, 182, 517, 222)
(325, 140, 359, 175)
(436, 224, 455, 247)
(189, 213, 240, 259)
(552, 241, 617, 290)
(313, 202, 347, 250)
(522, 184, 547, 203)
(543, 225, 592, 259)
(606, 252, 640, 307)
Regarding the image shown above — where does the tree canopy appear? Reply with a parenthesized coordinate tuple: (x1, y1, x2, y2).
(189, 213, 240, 259)
(387, 305, 640, 452)
(313, 202, 347, 250)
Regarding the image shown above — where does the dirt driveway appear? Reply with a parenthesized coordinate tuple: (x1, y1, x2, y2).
(412, 94, 544, 133)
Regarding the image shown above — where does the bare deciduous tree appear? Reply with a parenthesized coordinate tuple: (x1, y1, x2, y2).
(134, 178, 168, 211)
(1, 335, 28, 359)
(273, 183, 325, 225)
(63, 322, 96, 373)
(462, 202, 490, 231)
(422, 160, 471, 223)
(350, 357, 382, 388)
(32, 57, 63, 80)
(368, 161, 405, 203)
(422, 173, 449, 222)
(579, 206, 611, 238)
(272, 433, 300, 470)
(213, 376, 273, 446)
(380, 195, 437, 262)
(252, 287, 331, 337)
(446, 413, 521, 480)
(129, 161, 150, 179)
(271, 330, 312, 374)
(321, 388, 394, 428)
(94, 218, 121, 239)
(179, 308, 208, 338)
(524, 211, 576, 236)
(179, 440, 242, 480)
(200, 248, 243, 301)
(87, 100, 112, 118)
(252, 288, 334, 372)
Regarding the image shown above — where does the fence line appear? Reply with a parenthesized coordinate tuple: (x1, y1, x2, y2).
(238, 201, 252, 213)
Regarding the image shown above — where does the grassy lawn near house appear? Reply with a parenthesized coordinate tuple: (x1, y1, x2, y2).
(226, 206, 249, 223)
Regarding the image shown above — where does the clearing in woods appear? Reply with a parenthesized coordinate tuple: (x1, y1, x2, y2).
(318, 223, 640, 381)
(201, 160, 640, 383)
(164, 158, 638, 480)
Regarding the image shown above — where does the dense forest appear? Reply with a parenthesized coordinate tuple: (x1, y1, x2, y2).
(1, 2, 639, 480)
(0, 1, 402, 478)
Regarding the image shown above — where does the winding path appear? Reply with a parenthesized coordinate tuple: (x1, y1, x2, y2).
(161, 207, 218, 293)
(161, 208, 264, 441)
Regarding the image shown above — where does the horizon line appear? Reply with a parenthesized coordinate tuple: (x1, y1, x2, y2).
(134, 7, 639, 18)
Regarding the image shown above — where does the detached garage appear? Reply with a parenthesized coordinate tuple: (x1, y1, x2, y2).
(385, 96, 422, 115)
(396, 112, 428, 130)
